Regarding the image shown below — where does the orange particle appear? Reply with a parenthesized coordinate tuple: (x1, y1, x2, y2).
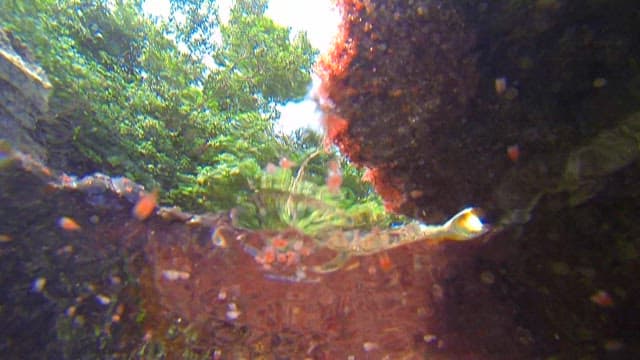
(507, 144, 520, 163)
(271, 237, 288, 249)
(389, 88, 403, 97)
(262, 247, 276, 264)
(590, 290, 614, 307)
(286, 251, 298, 266)
(279, 157, 296, 169)
(323, 114, 349, 140)
(112, 303, 125, 322)
(299, 246, 312, 257)
(0, 234, 12, 243)
(277, 253, 288, 263)
(495, 77, 507, 95)
(326, 172, 343, 193)
(265, 162, 278, 174)
(58, 217, 81, 231)
(132, 190, 158, 220)
(328, 159, 340, 172)
(60, 174, 76, 186)
(143, 330, 153, 342)
(361, 168, 375, 183)
(378, 252, 393, 272)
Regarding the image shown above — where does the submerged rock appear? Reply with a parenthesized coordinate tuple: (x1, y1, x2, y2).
(318, 0, 640, 224)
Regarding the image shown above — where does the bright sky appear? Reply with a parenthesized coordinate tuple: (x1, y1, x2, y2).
(142, 0, 341, 134)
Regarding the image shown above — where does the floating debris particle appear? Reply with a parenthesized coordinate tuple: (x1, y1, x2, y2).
(265, 162, 278, 174)
(286, 250, 299, 266)
(212, 349, 223, 360)
(590, 290, 614, 307)
(109, 275, 122, 286)
(162, 269, 191, 281)
(507, 144, 520, 162)
(55, 244, 74, 255)
(143, 330, 153, 342)
(424, 334, 438, 344)
(89, 214, 100, 224)
(363, 341, 380, 352)
(603, 339, 624, 351)
(65, 305, 77, 317)
(516, 326, 535, 345)
(271, 237, 288, 249)
(60, 173, 77, 187)
(0, 234, 12, 242)
(96, 294, 111, 305)
(112, 304, 125, 323)
(279, 157, 296, 169)
(132, 189, 157, 220)
(495, 77, 507, 95)
(211, 228, 228, 248)
(592, 77, 607, 88)
(480, 271, 495, 284)
(226, 303, 241, 320)
(32, 277, 46, 292)
(326, 159, 343, 193)
(432, 284, 444, 301)
(57, 216, 81, 231)
(378, 252, 393, 271)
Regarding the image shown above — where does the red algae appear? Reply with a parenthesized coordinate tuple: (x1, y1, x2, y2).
(361, 166, 406, 212)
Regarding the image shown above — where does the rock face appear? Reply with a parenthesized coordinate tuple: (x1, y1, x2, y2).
(0, 28, 51, 161)
(318, 0, 640, 224)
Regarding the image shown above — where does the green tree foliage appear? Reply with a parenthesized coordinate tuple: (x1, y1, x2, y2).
(1, 0, 395, 230)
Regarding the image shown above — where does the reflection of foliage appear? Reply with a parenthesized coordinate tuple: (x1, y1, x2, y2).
(2, 0, 394, 232)
(239, 150, 401, 236)
(1, 0, 316, 213)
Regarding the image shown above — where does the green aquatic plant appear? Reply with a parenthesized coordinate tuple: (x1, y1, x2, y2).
(237, 149, 398, 236)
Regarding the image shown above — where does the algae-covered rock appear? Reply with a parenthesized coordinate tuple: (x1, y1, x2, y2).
(319, 0, 640, 223)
